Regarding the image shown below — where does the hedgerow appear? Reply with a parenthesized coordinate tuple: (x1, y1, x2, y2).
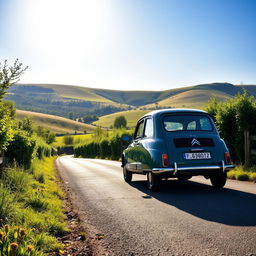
(74, 129, 132, 160)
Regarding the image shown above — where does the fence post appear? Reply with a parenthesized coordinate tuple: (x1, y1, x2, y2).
(244, 130, 250, 166)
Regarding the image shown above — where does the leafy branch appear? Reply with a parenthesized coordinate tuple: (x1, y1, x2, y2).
(0, 59, 28, 100)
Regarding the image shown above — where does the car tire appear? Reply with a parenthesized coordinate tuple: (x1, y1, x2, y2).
(123, 166, 132, 182)
(210, 172, 227, 188)
(147, 172, 160, 191)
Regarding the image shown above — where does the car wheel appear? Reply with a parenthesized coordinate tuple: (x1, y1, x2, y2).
(123, 166, 132, 182)
(210, 172, 227, 188)
(147, 172, 160, 191)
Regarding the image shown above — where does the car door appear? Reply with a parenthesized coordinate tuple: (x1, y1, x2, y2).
(125, 117, 155, 172)
(125, 118, 145, 172)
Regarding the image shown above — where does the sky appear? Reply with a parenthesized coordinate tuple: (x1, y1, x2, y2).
(0, 0, 256, 91)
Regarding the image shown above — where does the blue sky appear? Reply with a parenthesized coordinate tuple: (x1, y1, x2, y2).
(0, 0, 255, 90)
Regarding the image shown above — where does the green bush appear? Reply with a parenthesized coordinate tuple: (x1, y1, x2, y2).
(206, 91, 256, 165)
(237, 173, 249, 181)
(63, 135, 74, 145)
(249, 172, 256, 182)
(5, 131, 37, 169)
(74, 129, 132, 160)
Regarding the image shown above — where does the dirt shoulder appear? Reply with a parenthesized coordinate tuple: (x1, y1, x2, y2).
(54, 159, 112, 256)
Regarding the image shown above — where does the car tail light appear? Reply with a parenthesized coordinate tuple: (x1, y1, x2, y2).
(224, 152, 231, 164)
(162, 154, 169, 167)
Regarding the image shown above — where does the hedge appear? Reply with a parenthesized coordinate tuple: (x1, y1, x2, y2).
(74, 130, 132, 160)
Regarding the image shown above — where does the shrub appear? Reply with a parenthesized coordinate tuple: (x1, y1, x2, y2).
(237, 173, 249, 181)
(249, 172, 256, 182)
(206, 91, 256, 165)
(74, 129, 132, 160)
(5, 131, 37, 169)
(63, 135, 74, 145)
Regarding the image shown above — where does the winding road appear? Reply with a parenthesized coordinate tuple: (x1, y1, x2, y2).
(56, 155, 256, 256)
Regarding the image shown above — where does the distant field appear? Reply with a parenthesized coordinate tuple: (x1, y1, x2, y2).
(53, 134, 93, 147)
(16, 110, 96, 134)
(93, 109, 149, 128)
(146, 89, 231, 109)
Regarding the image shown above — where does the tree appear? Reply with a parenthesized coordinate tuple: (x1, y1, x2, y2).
(114, 116, 127, 129)
(205, 91, 256, 164)
(68, 112, 74, 120)
(0, 60, 27, 152)
(0, 59, 28, 100)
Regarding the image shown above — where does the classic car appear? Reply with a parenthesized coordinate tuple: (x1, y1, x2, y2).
(121, 109, 234, 191)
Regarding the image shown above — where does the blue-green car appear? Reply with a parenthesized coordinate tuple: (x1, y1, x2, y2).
(121, 109, 234, 191)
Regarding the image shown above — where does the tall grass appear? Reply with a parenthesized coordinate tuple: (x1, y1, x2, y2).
(0, 157, 66, 254)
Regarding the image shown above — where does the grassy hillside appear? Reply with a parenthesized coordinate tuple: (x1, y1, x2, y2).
(146, 89, 231, 109)
(53, 134, 93, 147)
(93, 109, 149, 128)
(16, 110, 96, 134)
(7, 84, 130, 119)
(6, 83, 256, 121)
(238, 85, 256, 96)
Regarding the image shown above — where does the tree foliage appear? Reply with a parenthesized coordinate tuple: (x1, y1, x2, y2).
(205, 91, 256, 164)
(0, 102, 15, 151)
(0, 60, 27, 152)
(114, 116, 127, 129)
(0, 59, 28, 100)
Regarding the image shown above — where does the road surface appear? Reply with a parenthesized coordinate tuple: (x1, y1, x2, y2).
(56, 155, 256, 256)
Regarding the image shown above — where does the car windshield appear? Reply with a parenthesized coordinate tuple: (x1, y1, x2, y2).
(163, 114, 213, 132)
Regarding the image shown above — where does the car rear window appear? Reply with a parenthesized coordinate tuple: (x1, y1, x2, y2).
(163, 115, 213, 132)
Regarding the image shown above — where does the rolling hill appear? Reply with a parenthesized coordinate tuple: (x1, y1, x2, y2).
(6, 82, 256, 128)
(93, 109, 149, 128)
(145, 89, 231, 109)
(16, 110, 96, 134)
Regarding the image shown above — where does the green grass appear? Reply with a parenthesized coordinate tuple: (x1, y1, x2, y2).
(0, 157, 66, 254)
(53, 134, 93, 148)
(16, 109, 96, 134)
(227, 165, 256, 181)
(93, 109, 149, 128)
(146, 89, 231, 109)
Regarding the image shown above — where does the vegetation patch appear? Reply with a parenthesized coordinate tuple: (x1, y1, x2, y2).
(16, 109, 96, 134)
(227, 165, 256, 182)
(93, 109, 148, 128)
(0, 157, 66, 254)
(74, 128, 133, 160)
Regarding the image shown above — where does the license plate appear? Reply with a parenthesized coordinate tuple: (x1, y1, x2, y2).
(184, 152, 211, 160)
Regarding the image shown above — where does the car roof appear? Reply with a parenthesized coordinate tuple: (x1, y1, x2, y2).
(142, 108, 208, 119)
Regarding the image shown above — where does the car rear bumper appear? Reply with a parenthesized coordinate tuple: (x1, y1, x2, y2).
(152, 161, 234, 175)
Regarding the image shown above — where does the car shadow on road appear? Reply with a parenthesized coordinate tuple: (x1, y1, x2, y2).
(129, 179, 256, 226)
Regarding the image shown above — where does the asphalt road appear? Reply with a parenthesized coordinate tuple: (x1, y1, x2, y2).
(56, 155, 256, 256)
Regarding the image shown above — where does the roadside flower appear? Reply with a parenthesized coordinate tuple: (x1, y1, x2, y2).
(19, 228, 26, 238)
(27, 245, 34, 252)
(10, 242, 19, 251)
(4, 224, 9, 233)
(0, 232, 5, 241)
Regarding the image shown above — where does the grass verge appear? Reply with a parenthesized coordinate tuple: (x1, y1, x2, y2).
(0, 157, 66, 255)
(227, 165, 256, 182)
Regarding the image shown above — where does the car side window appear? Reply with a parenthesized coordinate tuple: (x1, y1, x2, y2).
(144, 118, 153, 138)
(134, 120, 144, 139)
